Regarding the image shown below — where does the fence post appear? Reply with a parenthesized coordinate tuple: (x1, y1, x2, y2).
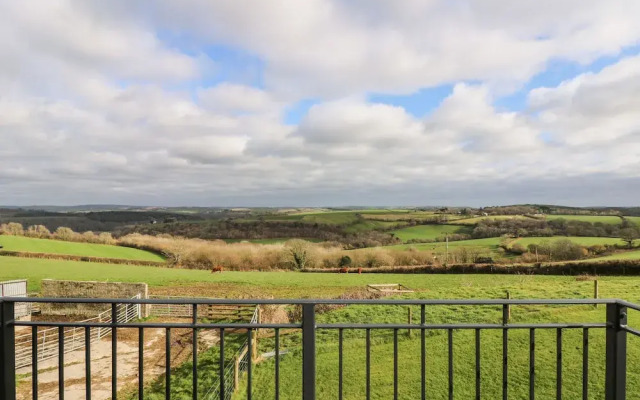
(302, 304, 316, 400)
(605, 302, 627, 400)
(594, 281, 599, 308)
(0, 300, 17, 400)
(408, 307, 413, 338)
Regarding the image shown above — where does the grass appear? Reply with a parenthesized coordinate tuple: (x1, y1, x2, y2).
(388, 236, 626, 254)
(388, 237, 504, 253)
(513, 236, 625, 247)
(546, 215, 623, 224)
(233, 275, 640, 399)
(451, 215, 531, 225)
(592, 250, 640, 261)
(0, 235, 164, 262)
(624, 216, 640, 226)
(223, 238, 323, 244)
(391, 225, 473, 242)
(6, 256, 640, 397)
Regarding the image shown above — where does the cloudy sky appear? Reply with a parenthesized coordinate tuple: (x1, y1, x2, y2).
(1, 1, 640, 207)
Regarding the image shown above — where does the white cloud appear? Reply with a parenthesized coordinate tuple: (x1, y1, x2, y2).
(1, 1, 640, 205)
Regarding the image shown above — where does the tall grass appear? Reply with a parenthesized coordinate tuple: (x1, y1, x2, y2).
(118, 234, 442, 271)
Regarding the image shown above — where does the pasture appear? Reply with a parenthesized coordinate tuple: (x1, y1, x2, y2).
(391, 224, 473, 242)
(389, 236, 626, 253)
(6, 253, 640, 398)
(546, 215, 623, 224)
(0, 235, 164, 261)
(451, 215, 531, 225)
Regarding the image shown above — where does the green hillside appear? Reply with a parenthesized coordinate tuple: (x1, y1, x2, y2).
(0, 235, 164, 262)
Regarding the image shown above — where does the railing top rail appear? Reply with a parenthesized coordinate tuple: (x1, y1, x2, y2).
(0, 297, 624, 305)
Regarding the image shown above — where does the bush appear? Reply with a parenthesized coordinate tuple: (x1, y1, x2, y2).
(339, 255, 352, 267)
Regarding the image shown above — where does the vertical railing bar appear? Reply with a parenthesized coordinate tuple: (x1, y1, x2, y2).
(0, 300, 16, 400)
(393, 328, 398, 400)
(448, 328, 453, 400)
(166, 328, 171, 400)
(302, 304, 316, 400)
(420, 304, 426, 400)
(557, 328, 562, 400)
(192, 303, 198, 400)
(475, 328, 480, 400)
(338, 328, 343, 400)
(112, 303, 118, 400)
(275, 328, 280, 400)
(530, 328, 535, 400)
(139, 327, 144, 400)
(502, 304, 508, 400)
(85, 326, 91, 400)
(58, 327, 64, 400)
(605, 303, 626, 400)
(366, 328, 371, 400)
(582, 328, 588, 400)
(247, 328, 252, 400)
(219, 328, 225, 400)
(32, 326, 38, 400)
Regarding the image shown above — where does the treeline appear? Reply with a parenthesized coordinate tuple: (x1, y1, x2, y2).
(0, 222, 116, 244)
(471, 218, 639, 239)
(0, 209, 201, 233)
(121, 220, 401, 248)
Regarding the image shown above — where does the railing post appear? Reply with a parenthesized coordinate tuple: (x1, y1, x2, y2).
(605, 302, 627, 400)
(0, 300, 17, 400)
(302, 304, 316, 400)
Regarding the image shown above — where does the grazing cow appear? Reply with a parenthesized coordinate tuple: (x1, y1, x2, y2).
(357, 268, 362, 274)
(339, 267, 348, 274)
(211, 265, 224, 273)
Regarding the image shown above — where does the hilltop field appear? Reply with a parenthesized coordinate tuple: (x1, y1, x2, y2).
(1, 204, 640, 271)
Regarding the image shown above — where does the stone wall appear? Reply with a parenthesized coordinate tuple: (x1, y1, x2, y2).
(39, 279, 148, 317)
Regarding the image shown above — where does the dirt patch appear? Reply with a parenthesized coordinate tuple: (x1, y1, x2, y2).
(16, 321, 219, 400)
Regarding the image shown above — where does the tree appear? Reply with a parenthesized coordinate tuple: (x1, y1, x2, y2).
(26, 225, 51, 238)
(284, 239, 312, 270)
(620, 228, 639, 248)
(53, 226, 76, 241)
(339, 255, 352, 267)
(0, 222, 24, 235)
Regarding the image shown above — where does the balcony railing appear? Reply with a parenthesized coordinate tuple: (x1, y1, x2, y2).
(0, 297, 638, 399)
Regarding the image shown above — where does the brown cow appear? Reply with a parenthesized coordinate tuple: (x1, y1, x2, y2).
(338, 267, 348, 274)
(211, 265, 224, 273)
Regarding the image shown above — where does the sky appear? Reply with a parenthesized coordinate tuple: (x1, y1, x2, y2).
(1, 1, 640, 207)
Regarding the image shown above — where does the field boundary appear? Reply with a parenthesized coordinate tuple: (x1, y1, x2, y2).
(303, 259, 640, 275)
(0, 250, 166, 266)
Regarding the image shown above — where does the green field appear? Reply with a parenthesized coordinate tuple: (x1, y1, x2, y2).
(451, 215, 531, 225)
(391, 224, 472, 242)
(624, 216, 640, 226)
(390, 236, 625, 253)
(0, 235, 164, 262)
(546, 215, 623, 224)
(5, 255, 640, 398)
(592, 250, 640, 261)
(513, 236, 625, 247)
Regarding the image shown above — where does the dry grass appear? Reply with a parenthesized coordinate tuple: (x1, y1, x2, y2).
(118, 233, 441, 271)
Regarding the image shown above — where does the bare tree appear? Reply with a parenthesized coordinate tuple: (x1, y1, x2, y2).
(620, 228, 639, 248)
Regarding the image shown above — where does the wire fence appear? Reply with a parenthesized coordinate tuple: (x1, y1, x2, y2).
(202, 307, 259, 400)
(14, 294, 142, 369)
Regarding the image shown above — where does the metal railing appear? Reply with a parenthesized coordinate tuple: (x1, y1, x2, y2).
(0, 297, 637, 399)
(13, 294, 142, 368)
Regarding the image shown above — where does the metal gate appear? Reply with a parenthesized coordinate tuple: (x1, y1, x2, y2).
(0, 280, 28, 318)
